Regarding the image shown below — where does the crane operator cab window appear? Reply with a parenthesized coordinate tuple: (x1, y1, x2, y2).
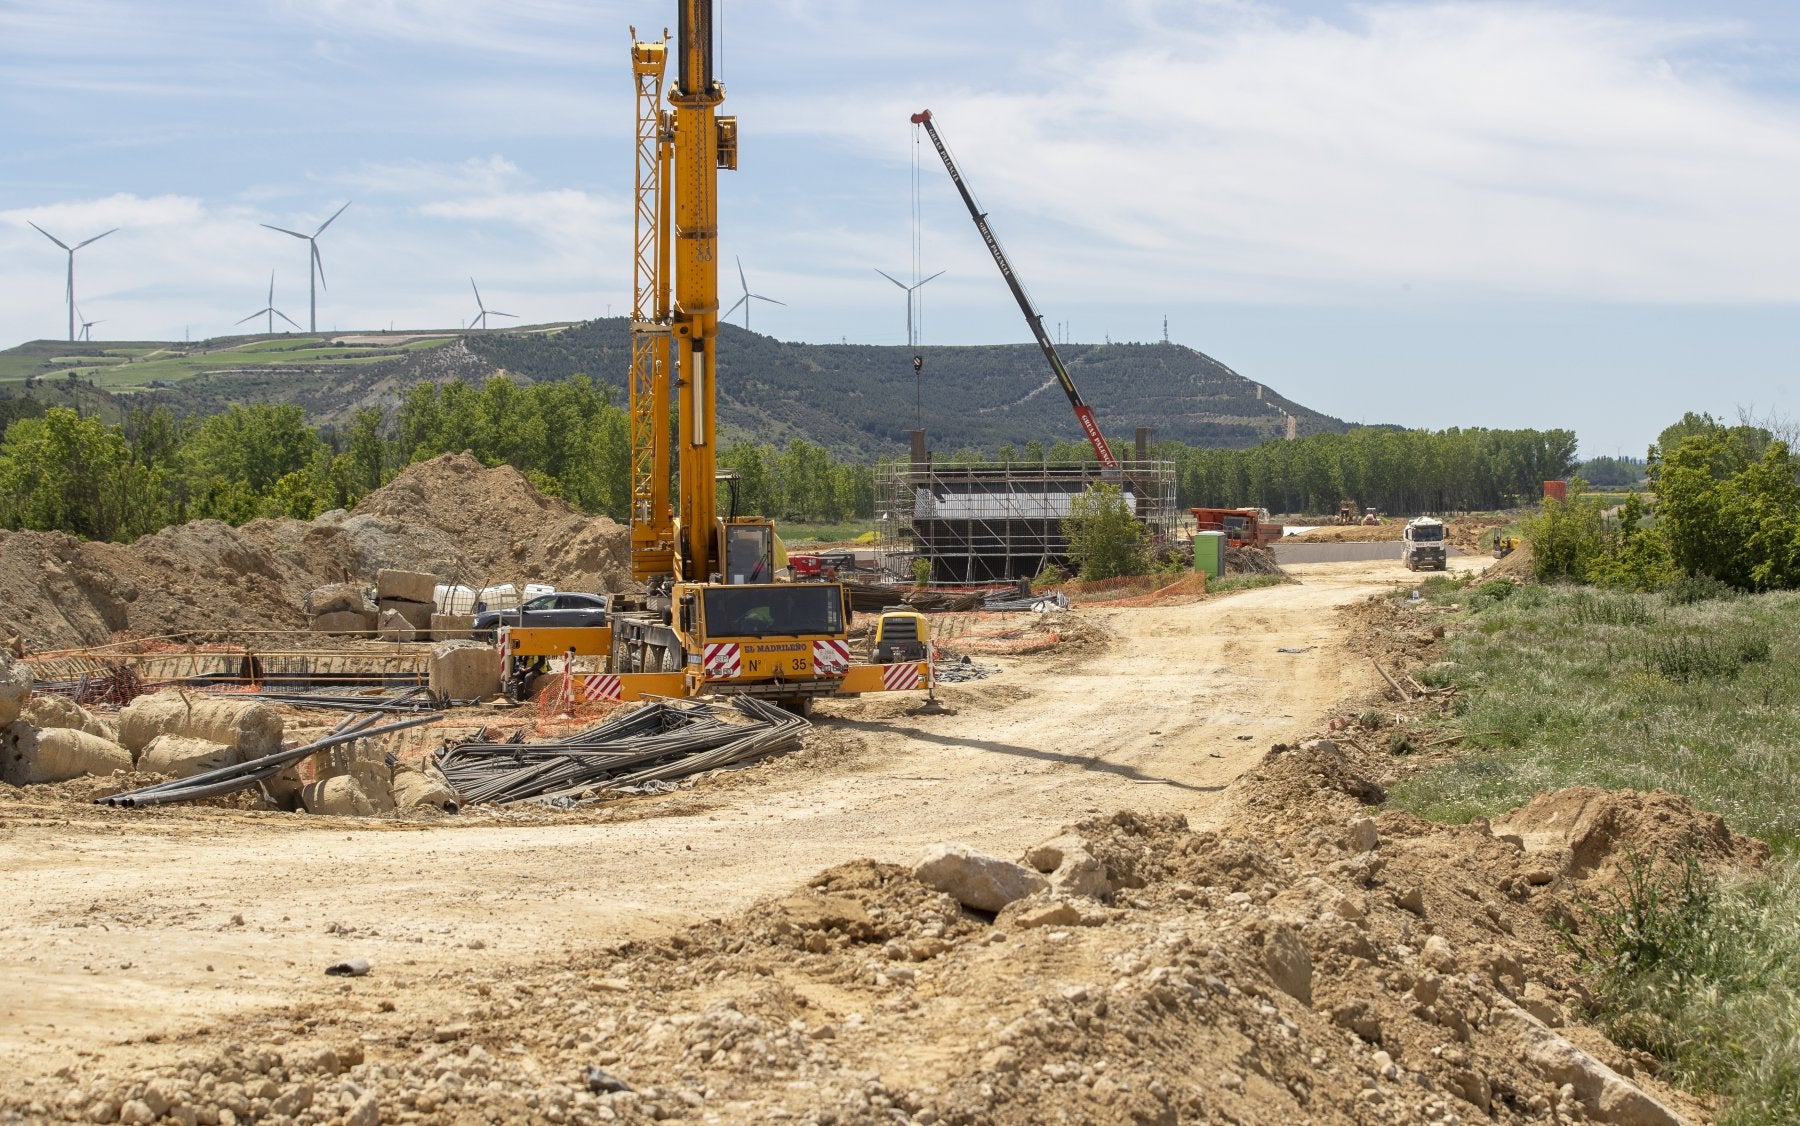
(724, 524, 775, 585)
(704, 586, 844, 639)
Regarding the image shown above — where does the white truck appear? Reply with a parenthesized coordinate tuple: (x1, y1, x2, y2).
(1403, 517, 1449, 571)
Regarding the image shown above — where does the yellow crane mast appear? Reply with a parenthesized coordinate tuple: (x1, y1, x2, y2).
(505, 1, 932, 712)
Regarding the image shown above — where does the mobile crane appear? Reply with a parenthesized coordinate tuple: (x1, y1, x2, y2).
(503, 1, 930, 712)
(910, 109, 1118, 469)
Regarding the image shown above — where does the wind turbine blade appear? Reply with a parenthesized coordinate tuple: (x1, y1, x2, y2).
(236, 311, 263, 325)
(268, 270, 276, 304)
(28, 222, 70, 250)
(736, 256, 748, 293)
(751, 294, 786, 306)
(470, 278, 484, 309)
(262, 224, 309, 239)
(275, 310, 302, 330)
(312, 242, 327, 291)
(724, 295, 747, 317)
(874, 268, 907, 290)
(73, 228, 118, 250)
(313, 201, 351, 237)
(918, 269, 947, 286)
(491, 310, 518, 319)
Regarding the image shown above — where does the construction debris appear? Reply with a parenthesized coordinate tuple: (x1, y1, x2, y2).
(1, 723, 132, 785)
(98, 712, 442, 809)
(434, 697, 807, 807)
(429, 640, 501, 703)
(118, 690, 285, 762)
(982, 589, 1069, 613)
(1227, 544, 1288, 576)
(0, 652, 28, 725)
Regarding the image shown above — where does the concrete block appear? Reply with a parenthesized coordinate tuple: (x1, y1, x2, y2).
(431, 613, 476, 642)
(312, 610, 376, 636)
(378, 609, 420, 643)
(430, 640, 501, 703)
(21, 695, 117, 743)
(118, 690, 284, 759)
(2, 722, 133, 785)
(378, 597, 435, 631)
(138, 734, 239, 779)
(376, 568, 439, 605)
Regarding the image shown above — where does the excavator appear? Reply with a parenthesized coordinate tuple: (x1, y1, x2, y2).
(502, 1, 930, 713)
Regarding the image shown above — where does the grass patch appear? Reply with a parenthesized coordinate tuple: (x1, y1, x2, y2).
(778, 521, 876, 546)
(1387, 584, 1800, 1117)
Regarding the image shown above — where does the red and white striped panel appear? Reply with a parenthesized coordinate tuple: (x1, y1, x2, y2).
(811, 639, 851, 675)
(702, 642, 742, 679)
(496, 627, 510, 659)
(881, 662, 923, 692)
(578, 674, 623, 702)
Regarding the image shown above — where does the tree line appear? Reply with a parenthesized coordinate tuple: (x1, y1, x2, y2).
(0, 373, 1578, 544)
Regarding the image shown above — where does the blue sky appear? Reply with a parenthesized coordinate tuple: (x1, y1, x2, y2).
(5, 0, 1800, 457)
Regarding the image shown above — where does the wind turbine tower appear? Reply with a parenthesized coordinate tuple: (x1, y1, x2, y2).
(29, 223, 117, 342)
(725, 257, 785, 331)
(467, 279, 518, 331)
(261, 202, 349, 332)
(875, 266, 945, 428)
(237, 272, 301, 335)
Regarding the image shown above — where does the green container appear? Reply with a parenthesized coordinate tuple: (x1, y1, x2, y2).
(1193, 531, 1225, 578)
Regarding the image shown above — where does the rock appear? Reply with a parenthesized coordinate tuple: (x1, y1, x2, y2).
(430, 640, 502, 703)
(376, 568, 440, 605)
(117, 1100, 156, 1126)
(310, 610, 376, 636)
(1008, 898, 1082, 930)
(137, 734, 239, 779)
(305, 583, 374, 616)
(435, 1022, 472, 1042)
(1018, 833, 1112, 898)
(1, 722, 133, 785)
(1262, 924, 1313, 1006)
(914, 843, 1048, 913)
(431, 613, 476, 642)
(1422, 935, 1459, 974)
(118, 691, 284, 759)
(300, 775, 375, 817)
(1494, 1000, 1685, 1125)
(1449, 1068, 1492, 1113)
(392, 764, 460, 813)
(344, 1092, 380, 1126)
(1396, 886, 1426, 915)
(378, 609, 419, 642)
(377, 596, 435, 631)
(1330, 1000, 1383, 1043)
(20, 694, 116, 742)
(1345, 815, 1380, 853)
(0, 651, 31, 726)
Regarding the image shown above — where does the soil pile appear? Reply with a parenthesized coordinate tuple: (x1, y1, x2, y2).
(1286, 516, 1503, 550)
(0, 453, 631, 653)
(4, 751, 1741, 1123)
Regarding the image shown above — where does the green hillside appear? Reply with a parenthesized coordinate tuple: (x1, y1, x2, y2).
(0, 320, 1345, 456)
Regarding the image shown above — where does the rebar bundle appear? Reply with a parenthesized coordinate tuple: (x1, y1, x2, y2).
(434, 697, 809, 807)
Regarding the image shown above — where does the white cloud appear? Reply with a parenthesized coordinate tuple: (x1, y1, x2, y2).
(783, 3, 1800, 305)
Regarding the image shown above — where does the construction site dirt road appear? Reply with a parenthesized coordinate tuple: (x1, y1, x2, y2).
(0, 558, 1465, 1078)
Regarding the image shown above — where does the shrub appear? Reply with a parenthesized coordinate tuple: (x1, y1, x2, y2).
(1063, 481, 1148, 581)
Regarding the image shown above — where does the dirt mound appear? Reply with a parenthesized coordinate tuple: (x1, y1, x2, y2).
(1495, 785, 1770, 884)
(1286, 516, 1501, 550)
(0, 452, 632, 653)
(1483, 541, 1536, 582)
(5, 773, 1719, 1124)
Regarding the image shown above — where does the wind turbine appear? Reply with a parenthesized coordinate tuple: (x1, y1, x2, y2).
(874, 266, 945, 349)
(467, 278, 518, 331)
(261, 202, 349, 332)
(75, 306, 104, 343)
(875, 266, 945, 427)
(724, 256, 785, 331)
(28, 223, 117, 342)
(236, 272, 301, 335)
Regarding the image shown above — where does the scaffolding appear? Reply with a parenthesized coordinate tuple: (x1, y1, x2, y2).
(875, 433, 1177, 583)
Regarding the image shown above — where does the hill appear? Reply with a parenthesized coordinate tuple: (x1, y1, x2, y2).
(0, 320, 1346, 456)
